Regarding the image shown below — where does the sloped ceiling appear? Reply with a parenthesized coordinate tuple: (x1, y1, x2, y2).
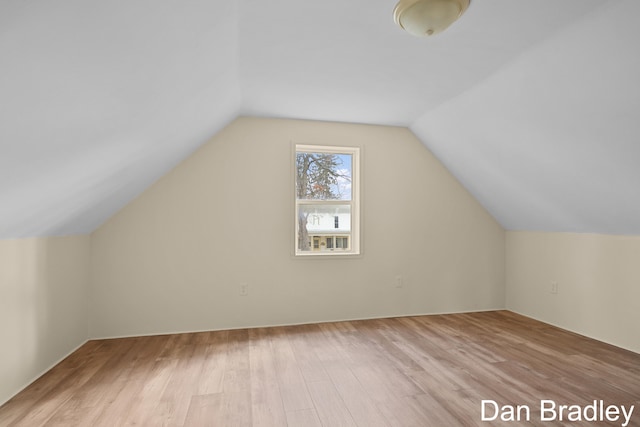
(1, 0, 638, 239)
(412, 0, 640, 234)
(0, 0, 241, 238)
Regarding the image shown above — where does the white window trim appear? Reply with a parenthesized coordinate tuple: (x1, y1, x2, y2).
(294, 144, 361, 257)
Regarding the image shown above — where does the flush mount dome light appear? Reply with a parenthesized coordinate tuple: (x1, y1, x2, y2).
(394, 0, 470, 37)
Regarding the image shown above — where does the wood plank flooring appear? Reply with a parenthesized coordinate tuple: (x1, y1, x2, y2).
(1, 311, 639, 426)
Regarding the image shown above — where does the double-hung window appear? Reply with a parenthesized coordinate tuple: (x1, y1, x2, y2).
(295, 145, 360, 256)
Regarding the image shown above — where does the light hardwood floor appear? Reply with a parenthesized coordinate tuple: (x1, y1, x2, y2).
(1, 311, 638, 426)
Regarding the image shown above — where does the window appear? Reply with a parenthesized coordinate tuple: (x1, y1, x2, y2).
(295, 145, 360, 256)
(326, 237, 334, 249)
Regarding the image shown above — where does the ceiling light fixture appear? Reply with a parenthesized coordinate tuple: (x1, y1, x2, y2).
(393, 0, 470, 37)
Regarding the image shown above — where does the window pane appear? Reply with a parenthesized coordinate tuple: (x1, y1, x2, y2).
(296, 152, 352, 201)
(297, 204, 351, 252)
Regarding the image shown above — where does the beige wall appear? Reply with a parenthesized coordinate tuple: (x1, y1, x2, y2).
(89, 117, 505, 338)
(0, 235, 90, 405)
(506, 231, 640, 353)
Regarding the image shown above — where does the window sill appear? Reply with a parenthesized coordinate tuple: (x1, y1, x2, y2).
(293, 251, 362, 259)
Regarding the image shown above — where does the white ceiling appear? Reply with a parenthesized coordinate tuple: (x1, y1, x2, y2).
(1, 0, 638, 238)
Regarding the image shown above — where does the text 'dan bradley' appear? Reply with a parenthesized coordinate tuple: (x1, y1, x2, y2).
(481, 399, 635, 427)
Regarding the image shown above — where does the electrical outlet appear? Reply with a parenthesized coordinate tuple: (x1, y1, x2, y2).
(240, 282, 249, 296)
(550, 281, 558, 294)
(395, 275, 403, 288)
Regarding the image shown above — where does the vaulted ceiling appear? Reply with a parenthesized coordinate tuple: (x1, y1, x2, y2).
(1, 0, 638, 239)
